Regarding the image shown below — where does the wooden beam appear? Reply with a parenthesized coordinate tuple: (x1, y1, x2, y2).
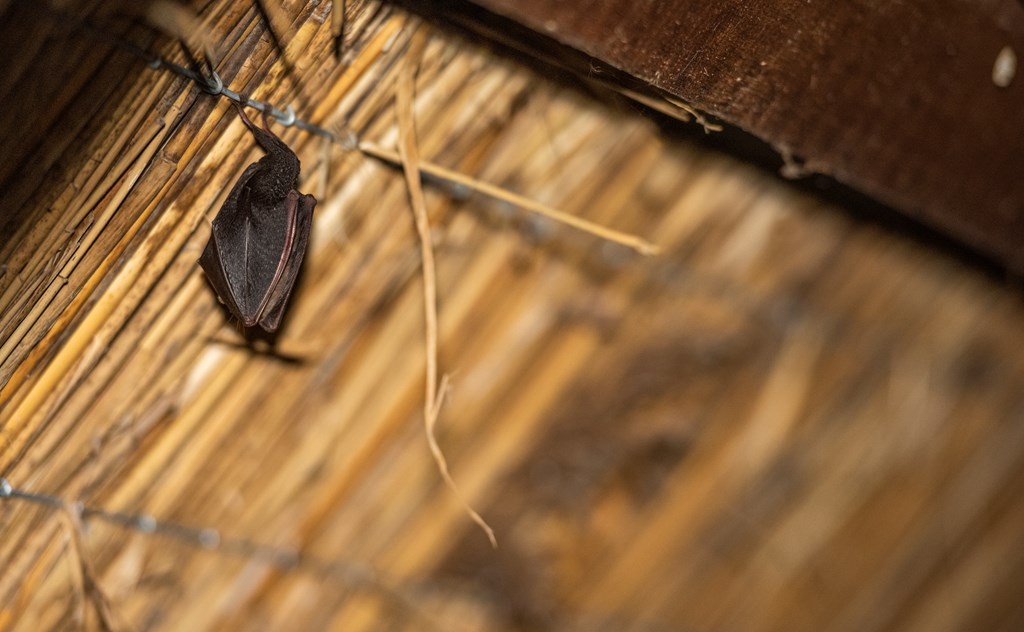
(463, 0, 1024, 271)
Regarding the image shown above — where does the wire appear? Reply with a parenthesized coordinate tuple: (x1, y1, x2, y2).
(33, 2, 342, 141)
(0, 477, 380, 584)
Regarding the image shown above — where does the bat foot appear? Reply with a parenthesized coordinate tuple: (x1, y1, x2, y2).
(233, 101, 258, 130)
(260, 110, 276, 132)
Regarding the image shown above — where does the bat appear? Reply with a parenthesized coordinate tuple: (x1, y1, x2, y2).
(200, 102, 317, 333)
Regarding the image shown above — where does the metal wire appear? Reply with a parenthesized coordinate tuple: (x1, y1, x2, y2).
(0, 475, 429, 600)
(35, 2, 347, 143)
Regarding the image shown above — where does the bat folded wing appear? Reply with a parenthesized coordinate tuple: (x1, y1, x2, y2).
(199, 163, 317, 333)
(258, 191, 317, 332)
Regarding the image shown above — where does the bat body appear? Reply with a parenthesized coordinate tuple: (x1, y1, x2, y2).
(200, 103, 317, 333)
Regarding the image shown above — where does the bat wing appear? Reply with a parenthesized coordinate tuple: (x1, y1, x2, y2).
(200, 164, 260, 323)
(201, 163, 291, 328)
(257, 191, 317, 332)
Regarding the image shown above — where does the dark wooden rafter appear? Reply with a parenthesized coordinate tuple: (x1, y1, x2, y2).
(463, 0, 1024, 271)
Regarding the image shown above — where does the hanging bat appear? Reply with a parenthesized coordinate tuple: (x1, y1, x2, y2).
(200, 102, 317, 333)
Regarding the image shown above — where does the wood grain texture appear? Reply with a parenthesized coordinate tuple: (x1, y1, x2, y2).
(2, 1, 1024, 631)
(463, 0, 1024, 272)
